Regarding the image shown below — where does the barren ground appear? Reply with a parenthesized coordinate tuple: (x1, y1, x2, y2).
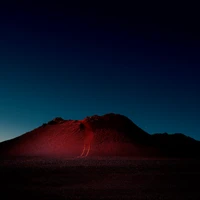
(0, 157, 200, 200)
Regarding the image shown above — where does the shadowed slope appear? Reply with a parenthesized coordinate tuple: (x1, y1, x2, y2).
(151, 133, 200, 157)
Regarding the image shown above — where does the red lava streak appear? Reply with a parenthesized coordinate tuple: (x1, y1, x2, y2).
(78, 119, 94, 157)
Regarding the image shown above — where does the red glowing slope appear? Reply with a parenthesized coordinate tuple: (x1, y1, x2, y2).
(0, 119, 84, 157)
(0, 114, 157, 157)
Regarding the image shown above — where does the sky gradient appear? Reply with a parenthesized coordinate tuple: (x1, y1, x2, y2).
(0, 2, 200, 142)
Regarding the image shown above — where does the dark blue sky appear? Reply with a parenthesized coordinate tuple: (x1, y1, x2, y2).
(0, 1, 200, 142)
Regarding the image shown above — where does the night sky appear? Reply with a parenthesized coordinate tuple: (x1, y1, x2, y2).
(0, 1, 200, 142)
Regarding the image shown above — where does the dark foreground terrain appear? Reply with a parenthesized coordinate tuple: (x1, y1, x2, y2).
(0, 157, 200, 200)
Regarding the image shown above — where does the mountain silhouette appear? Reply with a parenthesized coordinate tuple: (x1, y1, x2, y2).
(0, 113, 199, 158)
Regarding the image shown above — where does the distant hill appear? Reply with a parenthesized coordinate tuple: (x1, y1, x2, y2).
(0, 113, 199, 158)
(151, 133, 200, 157)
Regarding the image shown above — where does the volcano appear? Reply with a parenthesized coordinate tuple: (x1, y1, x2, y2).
(0, 113, 199, 158)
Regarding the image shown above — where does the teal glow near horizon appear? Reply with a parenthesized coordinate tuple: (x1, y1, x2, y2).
(0, 2, 200, 142)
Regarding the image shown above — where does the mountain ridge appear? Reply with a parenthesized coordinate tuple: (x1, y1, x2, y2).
(0, 113, 199, 158)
